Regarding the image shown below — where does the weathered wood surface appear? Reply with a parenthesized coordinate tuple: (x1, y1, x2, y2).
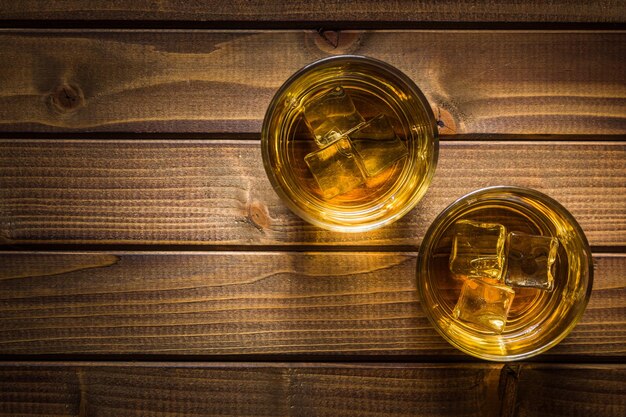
(0, 31, 624, 134)
(514, 365, 626, 417)
(0, 363, 624, 417)
(0, 1, 624, 23)
(1, 140, 624, 246)
(0, 252, 622, 356)
(0, 2, 624, 415)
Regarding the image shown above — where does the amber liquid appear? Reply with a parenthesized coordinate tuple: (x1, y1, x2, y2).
(417, 188, 592, 360)
(289, 88, 410, 204)
(431, 207, 568, 335)
(263, 57, 437, 232)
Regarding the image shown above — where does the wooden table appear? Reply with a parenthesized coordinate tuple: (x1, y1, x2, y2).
(0, 2, 625, 416)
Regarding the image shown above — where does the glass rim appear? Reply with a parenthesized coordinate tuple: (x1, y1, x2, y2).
(416, 185, 594, 361)
(261, 54, 439, 232)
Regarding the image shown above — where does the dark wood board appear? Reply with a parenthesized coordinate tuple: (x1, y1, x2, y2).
(0, 252, 622, 357)
(514, 364, 626, 417)
(0, 1, 625, 414)
(0, 1, 624, 24)
(0, 31, 624, 134)
(1, 140, 624, 246)
(0, 362, 624, 417)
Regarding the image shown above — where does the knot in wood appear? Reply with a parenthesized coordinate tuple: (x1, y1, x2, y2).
(311, 30, 363, 55)
(434, 106, 457, 135)
(50, 84, 84, 113)
(248, 201, 271, 231)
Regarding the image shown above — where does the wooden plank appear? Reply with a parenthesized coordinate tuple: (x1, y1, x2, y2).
(514, 365, 626, 417)
(0, 31, 624, 135)
(0, 1, 624, 23)
(0, 363, 624, 417)
(1, 140, 624, 246)
(0, 252, 622, 356)
(0, 363, 503, 417)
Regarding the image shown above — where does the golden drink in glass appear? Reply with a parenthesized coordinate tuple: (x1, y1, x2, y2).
(417, 186, 593, 361)
(262, 56, 438, 232)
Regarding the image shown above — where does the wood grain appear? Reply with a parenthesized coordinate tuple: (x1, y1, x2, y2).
(0, 1, 624, 23)
(0, 363, 624, 417)
(0, 31, 624, 134)
(1, 140, 624, 246)
(514, 365, 626, 417)
(0, 252, 622, 356)
(0, 363, 503, 417)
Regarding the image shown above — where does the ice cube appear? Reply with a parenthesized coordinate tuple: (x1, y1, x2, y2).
(449, 220, 507, 281)
(453, 278, 515, 334)
(350, 114, 408, 177)
(504, 232, 559, 292)
(304, 136, 365, 199)
(303, 86, 365, 148)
